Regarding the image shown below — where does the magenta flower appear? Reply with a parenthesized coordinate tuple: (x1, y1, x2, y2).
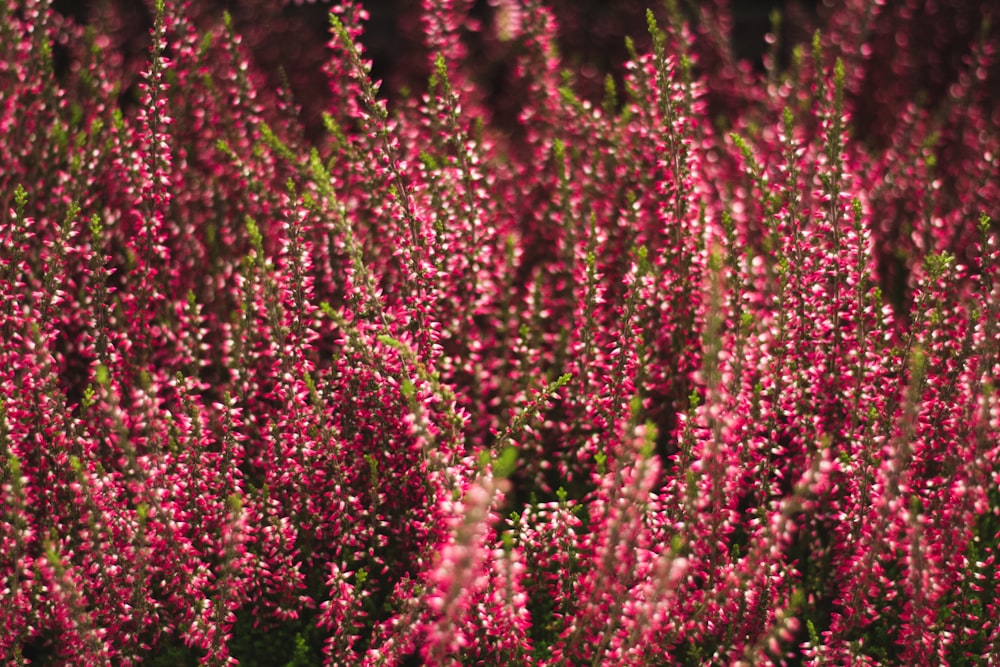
(0, 0, 997, 664)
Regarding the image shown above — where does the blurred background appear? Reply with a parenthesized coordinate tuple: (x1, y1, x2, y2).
(49, 0, 822, 141)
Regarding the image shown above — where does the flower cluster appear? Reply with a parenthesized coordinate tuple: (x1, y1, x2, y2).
(1, 0, 998, 664)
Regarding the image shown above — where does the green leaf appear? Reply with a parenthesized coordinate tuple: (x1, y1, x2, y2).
(493, 445, 519, 479)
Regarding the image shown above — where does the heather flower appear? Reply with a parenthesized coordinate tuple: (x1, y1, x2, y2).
(0, 0, 998, 664)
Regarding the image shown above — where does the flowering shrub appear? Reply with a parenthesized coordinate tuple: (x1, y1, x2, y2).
(1, 0, 999, 664)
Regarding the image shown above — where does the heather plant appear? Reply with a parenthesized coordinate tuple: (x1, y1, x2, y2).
(1, 0, 999, 665)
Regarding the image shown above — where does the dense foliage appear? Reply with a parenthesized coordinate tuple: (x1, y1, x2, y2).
(1, 0, 999, 664)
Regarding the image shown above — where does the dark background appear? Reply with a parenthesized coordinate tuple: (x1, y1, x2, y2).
(50, 0, 821, 141)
